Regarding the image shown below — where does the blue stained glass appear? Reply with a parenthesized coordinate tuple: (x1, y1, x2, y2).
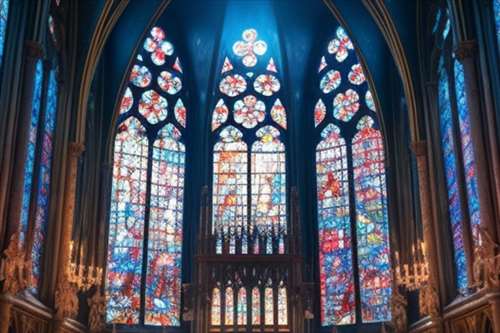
(316, 124, 355, 326)
(20, 59, 44, 246)
(31, 69, 58, 292)
(438, 57, 468, 292)
(145, 124, 185, 326)
(106, 26, 188, 326)
(454, 59, 481, 248)
(352, 116, 391, 323)
(316, 25, 392, 325)
(0, 0, 9, 66)
(106, 117, 148, 324)
(494, 0, 500, 51)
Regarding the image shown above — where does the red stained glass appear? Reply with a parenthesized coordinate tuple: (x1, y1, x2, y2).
(106, 117, 148, 324)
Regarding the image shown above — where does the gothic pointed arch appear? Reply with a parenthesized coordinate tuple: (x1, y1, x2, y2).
(105, 26, 188, 326)
(314, 25, 392, 326)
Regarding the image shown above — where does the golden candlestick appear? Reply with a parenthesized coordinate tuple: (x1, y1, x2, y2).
(395, 239, 430, 291)
(66, 241, 103, 291)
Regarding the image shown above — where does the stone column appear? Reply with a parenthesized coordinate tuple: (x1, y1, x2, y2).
(5, 41, 44, 244)
(410, 142, 442, 331)
(487, 292, 500, 333)
(455, 41, 497, 245)
(53, 142, 84, 331)
(0, 295, 12, 333)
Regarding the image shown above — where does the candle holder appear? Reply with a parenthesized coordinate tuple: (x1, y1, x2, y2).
(66, 241, 103, 291)
(394, 240, 429, 291)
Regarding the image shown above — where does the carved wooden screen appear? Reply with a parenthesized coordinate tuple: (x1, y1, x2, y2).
(209, 27, 289, 331)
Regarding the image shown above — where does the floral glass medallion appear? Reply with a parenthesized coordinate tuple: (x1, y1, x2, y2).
(143, 27, 174, 66)
(254, 74, 280, 96)
(320, 70, 341, 94)
(130, 65, 152, 88)
(138, 90, 168, 124)
(333, 89, 360, 122)
(219, 74, 247, 97)
(157, 71, 182, 95)
(233, 95, 266, 128)
(233, 28, 267, 67)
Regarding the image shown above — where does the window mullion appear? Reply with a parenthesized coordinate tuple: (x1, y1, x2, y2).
(346, 133, 362, 324)
(140, 135, 154, 325)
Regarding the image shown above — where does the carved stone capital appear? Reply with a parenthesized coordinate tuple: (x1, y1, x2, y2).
(54, 278, 79, 320)
(0, 232, 29, 295)
(410, 141, 427, 157)
(68, 142, 85, 158)
(455, 40, 477, 61)
(472, 227, 500, 289)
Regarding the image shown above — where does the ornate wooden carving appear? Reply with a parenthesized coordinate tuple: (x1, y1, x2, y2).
(472, 227, 500, 290)
(0, 231, 30, 295)
(190, 186, 310, 333)
(391, 287, 408, 332)
(54, 278, 78, 320)
(88, 289, 106, 332)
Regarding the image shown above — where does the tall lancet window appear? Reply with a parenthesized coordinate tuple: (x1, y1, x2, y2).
(433, 10, 482, 295)
(106, 26, 187, 326)
(314, 26, 391, 326)
(210, 27, 288, 327)
(19, 7, 61, 294)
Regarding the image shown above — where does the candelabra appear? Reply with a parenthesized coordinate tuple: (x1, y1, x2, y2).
(66, 241, 103, 291)
(394, 240, 429, 291)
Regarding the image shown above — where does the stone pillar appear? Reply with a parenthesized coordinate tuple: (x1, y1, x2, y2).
(5, 41, 44, 244)
(53, 142, 84, 330)
(410, 142, 442, 331)
(0, 295, 12, 333)
(455, 41, 497, 245)
(487, 292, 500, 333)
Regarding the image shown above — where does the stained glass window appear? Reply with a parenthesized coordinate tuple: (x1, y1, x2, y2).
(315, 26, 391, 326)
(316, 124, 355, 325)
(210, 27, 288, 327)
(252, 287, 260, 325)
(212, 287, 222, 326)
(251, 126, 286, 254)
(225, 286, 234, 325)
(106, 26, 187, 326)
(264, 287, 274, 325)
(278, 284, 288, 325)
(437, 57, 468, 292)
(31, 69, 58, 292)
(145, 124, 185, 326)
(0, 0, 9, 67)
(453, 59, 481, 248)
(352, 116, 391, 322)
(106, 117, 148, 324)
(237, 288, 247, 325)
(20, 60, 44, 246)
(212, 127, 248, 254)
